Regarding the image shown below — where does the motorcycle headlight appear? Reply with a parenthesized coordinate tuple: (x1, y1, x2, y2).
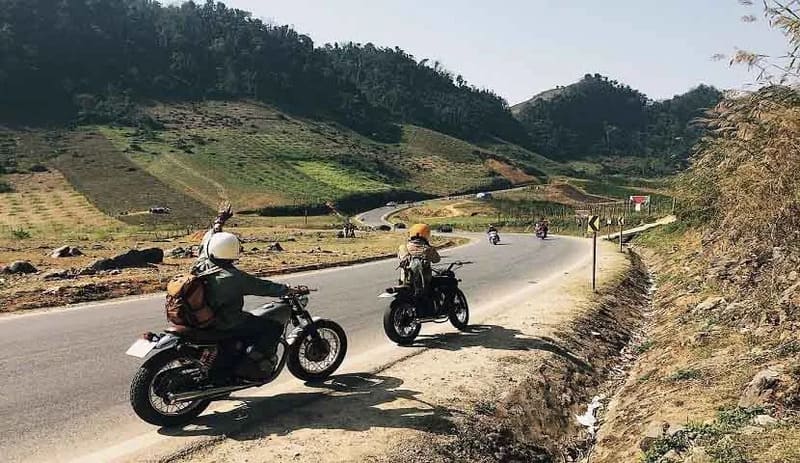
(298, 295, 309, 308)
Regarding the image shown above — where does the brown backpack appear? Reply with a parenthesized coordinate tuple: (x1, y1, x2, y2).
(165, 270, 218, 328)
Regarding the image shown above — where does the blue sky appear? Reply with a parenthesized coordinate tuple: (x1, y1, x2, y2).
(220, 0, 788, 104)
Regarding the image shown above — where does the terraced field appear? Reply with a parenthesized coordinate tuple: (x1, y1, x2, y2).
(93, 102, 544, 211)
(0, 171, 124, 237)
(1, 102, 560, 231)
(53, 131, 213, 227)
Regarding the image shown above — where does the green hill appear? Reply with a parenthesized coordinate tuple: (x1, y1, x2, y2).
(0, 101, 559, 227)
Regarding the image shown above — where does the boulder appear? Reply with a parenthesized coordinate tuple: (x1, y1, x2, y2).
(1, 261, 37, 274)
(686, 447, 712, 463)
(661, 449, 681, 462)
(50, 245, 82, 258)
(42, 269, 72, 280)
(753, 414, 778, 426)
(740, 425, 764, 435)
(693, 296, 726, 314)
(167, 247, 192, 258)
(739, 366, 783, 408)
(85, 248, 164, 272)
(639, 421, 669, 452)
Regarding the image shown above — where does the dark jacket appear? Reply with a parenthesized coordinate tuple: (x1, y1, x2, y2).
(193, 257, 288, 330)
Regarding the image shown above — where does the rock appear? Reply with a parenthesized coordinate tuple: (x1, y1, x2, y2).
(639, 421, 669, 452)
(50, 245, 82, 258)
(667, 423, 686, 436)
(790, 271, 798, 282)
(1, 261, 38, 274)
(739, 366, 783, 408)
(42, 269, 72, 280)
(686, 446, 712, 463)
(740, 425, 764, 435)
(268, 242, 284, 252)
(694, 296, 726, 313)
(85, 248, 164, 272)
(753, 414, 778, 426)
(167, 247, 192, 258)
(661, 449, 681, 462)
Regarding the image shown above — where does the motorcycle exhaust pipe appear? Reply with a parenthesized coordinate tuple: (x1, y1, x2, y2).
(171, 384, 252, 402)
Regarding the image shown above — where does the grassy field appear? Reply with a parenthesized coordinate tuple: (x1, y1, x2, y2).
(90, 102, 546, 211)
(2, 102, 560, 232)
(0, 171, 127, 238)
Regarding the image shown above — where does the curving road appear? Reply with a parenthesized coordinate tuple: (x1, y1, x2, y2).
(0, 230, 590, 462)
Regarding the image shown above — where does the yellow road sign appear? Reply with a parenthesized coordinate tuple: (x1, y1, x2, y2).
(588, 215, 600, 232)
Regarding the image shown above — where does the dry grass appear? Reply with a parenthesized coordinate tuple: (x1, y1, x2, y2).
(0, 226, 463, 312)
(0, 171, 124, 237)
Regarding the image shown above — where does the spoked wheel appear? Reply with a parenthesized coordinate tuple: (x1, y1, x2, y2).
(448, 289, 470, 331)
(287, 319, 348, 383)
(130, 350, 210, 427)
(383, 301, 421, 345)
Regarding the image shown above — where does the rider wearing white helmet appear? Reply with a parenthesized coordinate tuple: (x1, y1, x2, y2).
(193, 206, 295, 381)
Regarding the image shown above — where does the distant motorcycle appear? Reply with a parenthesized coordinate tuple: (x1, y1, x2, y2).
(535, 223, 548, 239)
(488, 230, 500, 245)
(379, 261, 471, 345)
(125, 288, 347, 427)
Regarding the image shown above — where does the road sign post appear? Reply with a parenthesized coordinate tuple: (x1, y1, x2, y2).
(588, 215, 600, 292)
(619, 216, 624, 252)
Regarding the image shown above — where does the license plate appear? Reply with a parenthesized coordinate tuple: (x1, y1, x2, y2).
(126, 339, 156, 358)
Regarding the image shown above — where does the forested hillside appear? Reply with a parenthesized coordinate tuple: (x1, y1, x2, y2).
(0, 0, 522, 145)
(0, 0, 722, 188)
(515, 74, 723, 166)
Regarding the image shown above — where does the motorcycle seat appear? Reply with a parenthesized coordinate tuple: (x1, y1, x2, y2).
(164, 325, 231, 342)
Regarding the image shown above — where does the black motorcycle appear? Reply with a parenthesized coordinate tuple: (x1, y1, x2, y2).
(125, 288, 347, 427)
(379, 261, 470, 345)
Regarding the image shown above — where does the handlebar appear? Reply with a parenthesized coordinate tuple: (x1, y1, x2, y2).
(433, 260, 472, 274)
(282, 285, 314, 298)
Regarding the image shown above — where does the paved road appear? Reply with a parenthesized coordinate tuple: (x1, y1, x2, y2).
(355, 204, 397, 227)
(0, 232, 589, 462)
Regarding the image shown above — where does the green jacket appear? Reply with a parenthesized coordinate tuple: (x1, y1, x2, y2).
(193, 257, 289, 330)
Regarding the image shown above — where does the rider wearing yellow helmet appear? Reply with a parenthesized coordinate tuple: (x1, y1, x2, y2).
(398, 223, 441, 286)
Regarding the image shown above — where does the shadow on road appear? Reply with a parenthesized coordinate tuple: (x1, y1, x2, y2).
(157, 372, 456, 440)
(412, 324, 592, 372)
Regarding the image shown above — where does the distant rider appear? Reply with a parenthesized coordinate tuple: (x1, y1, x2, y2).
(487, 224, 498, 234)
(194, 205, 298, 381)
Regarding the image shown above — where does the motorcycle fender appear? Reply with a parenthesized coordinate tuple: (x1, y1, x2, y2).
(155, 334, 179, 351)
(285, 317, 323, 346)
(378, 292, 397, 298)
(125, 334, 178, 359)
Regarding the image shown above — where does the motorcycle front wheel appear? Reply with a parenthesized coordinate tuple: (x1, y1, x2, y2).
(129, 350, 210, 427)
(448, 289, 470, 331)
(383, 301, 421, 345)
(287, 319, 348, 383)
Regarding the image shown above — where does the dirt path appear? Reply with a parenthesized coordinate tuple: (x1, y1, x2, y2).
(163, 242, 629, 463)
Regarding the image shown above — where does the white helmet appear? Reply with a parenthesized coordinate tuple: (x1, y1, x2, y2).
(207, 232, 241, 260)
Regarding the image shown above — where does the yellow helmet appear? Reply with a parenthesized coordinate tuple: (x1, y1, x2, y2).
(408, 223, 431, 240)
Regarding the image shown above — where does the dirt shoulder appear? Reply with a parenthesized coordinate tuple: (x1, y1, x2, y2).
(160, 241, 636, 463)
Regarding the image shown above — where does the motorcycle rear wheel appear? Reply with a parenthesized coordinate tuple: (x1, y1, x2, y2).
(130, 350, 210, 427)
(384, 301, 421, 345)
